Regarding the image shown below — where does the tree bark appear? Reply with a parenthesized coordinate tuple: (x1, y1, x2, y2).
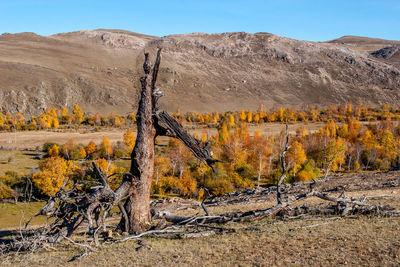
(118, 51, 158, 234)
(119, 50, 220, 233)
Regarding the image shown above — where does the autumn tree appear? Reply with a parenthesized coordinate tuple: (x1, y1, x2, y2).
(323, 137, 347, 176)
(153, 153, 172, 185)
(248, 130, 272, 187)
(32, 157, 80, 196)
(123, 129, 135, 154)
(61, 139, 76, 160)
(72, 104, 84, 123)
(60, 107, 71, 124)
(99, 136, 113, 159)
(86, 141, 97, 156)
(48, 144, 59, 157)
(286, 140, 307, 178)
(168, 138, 194, 177)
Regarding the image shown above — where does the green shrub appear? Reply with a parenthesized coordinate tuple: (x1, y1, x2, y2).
(234, 162, 256, 180)
(42, 142, 59, 153)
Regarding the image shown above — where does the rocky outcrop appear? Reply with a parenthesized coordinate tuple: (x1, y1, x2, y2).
(371, 45, 400, 59)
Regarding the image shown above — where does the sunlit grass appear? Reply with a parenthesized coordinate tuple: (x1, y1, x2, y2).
(0, 150, 42, 176)
(0, 201, 46, 229)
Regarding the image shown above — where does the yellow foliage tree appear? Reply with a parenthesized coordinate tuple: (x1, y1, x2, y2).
(379, 130, 395, 160)
(324, 137, 347, 175)
(239, 110, 246, 121)
(61, 107, 71, 124)
(228, 114, 235, 127)
(176, 173, 197, 197)
(154, 153, 172, 184)
(32, 157, 80, 196)
(218, 122, 229, 144)
(80, 147, 87, 159)
(51, 117, 59, 128)
(86, 141, 97, 155)
(123, 129, 136, 154)
(94, 158, 124, 190)
(72, 104, 84, 123)
(0, 113, 4, 127)
(247, 109, 253, 123)
(48, 144, 59, 157)
(287, 141, 307, 177)
(100, 136, 113, 158)
(15, 112, 25, 129)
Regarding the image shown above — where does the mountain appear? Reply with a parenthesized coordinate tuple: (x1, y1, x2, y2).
(0, 30, 399, 116)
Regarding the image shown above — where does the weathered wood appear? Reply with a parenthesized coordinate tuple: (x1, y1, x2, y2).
(277, 124, 290, 204)
(155, 111, 221, 169)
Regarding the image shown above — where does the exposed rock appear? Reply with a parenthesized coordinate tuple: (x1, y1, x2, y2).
(371, 45, 400, 59)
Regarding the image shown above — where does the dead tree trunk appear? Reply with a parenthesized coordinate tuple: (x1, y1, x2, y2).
(119, 50, 220, 233)
(119, 52, 158, 233)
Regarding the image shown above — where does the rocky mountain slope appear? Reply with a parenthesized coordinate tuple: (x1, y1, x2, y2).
(0, 29, 399, 116)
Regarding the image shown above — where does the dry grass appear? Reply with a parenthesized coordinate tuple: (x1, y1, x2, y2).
(0, 202, 46, 229)
(2, 217, 399, 266)
(0, 150, 40, 176)
(0, 122, 328, 150)
(1, 188, 399, 266)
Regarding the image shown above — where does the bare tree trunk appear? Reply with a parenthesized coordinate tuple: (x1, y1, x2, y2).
(257, 154, 262, 188)
(179, 167, 184, 178)
(119, 52, 158, 234)
(119, 50, 220, 234)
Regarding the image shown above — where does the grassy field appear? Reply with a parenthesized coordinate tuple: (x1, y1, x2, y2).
(0, 188, 399, 266)
(0, 150, 42, 176)
(0, 201, 46, 229)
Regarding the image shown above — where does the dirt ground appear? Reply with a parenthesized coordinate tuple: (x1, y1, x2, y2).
(0, 122, 326, 150)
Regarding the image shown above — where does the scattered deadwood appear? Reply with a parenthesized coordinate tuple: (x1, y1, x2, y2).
(1, 171, 399, 257)
(1, 51, 400, 261)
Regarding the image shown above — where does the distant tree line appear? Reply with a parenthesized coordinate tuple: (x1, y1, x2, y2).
(1, 103, 400, 131)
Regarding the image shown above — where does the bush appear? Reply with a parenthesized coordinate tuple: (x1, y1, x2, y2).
(0, 182, 13, 200)
(296, 160, 320, 182)
(152, 176, 177, 196)
(229, 172, 252, 189)
(42, 142, 59, 153)
(113, 148, 127, 159)
(234, 162, 256, 180)
(269, 169, 282, 185)
(176, 174, 197, 197)
(0, 171, 30, 201)
(204, 177, 233, 196)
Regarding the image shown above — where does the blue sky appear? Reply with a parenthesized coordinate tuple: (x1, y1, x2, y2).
(1, 0, 399, 41)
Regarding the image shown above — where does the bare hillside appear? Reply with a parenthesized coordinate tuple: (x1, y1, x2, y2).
(0, 30, 399, 115)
